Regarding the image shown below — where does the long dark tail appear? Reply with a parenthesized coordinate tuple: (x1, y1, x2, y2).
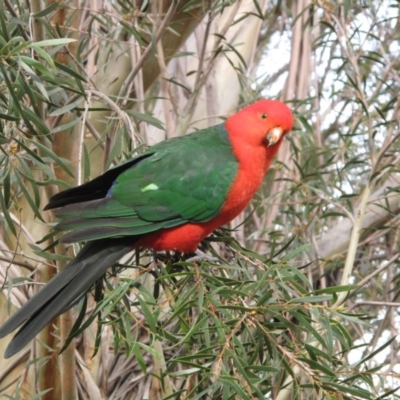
(0, 238, 134, 358)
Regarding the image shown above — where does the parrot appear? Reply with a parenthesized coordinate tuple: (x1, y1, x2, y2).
(0, 99, 293, 358)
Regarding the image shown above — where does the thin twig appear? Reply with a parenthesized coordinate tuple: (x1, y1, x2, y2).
(89, 89, 137, 143)
(78, 91, 91, 185)
(351, 301, 400, 308)
(156, 40, 176, 138)
(117, 0, 179, 101)
(0, 255, 34, 271)
(177, 0, 242, 136)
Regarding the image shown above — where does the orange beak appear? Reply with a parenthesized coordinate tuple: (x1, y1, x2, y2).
(266, 127, 283, 147)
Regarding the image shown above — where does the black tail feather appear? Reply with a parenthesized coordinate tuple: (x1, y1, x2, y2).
(44, 156, 149, 210)
(0, 237, 134, 358)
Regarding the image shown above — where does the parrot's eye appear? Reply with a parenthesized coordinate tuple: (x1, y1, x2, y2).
(261, 113, 268, 119)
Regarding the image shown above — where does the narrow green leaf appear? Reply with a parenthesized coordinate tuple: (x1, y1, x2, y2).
(16, 157, 41, 205)
(20, 105, 50, 135)
(375, 385, 400, 400)
(131, 343, 147, 374)
(169, 367, 202, 377)
(29, 243, 71, 261)
(60, 295, 88, 353)
(2, 170, 10, 207)
(136, 295, 157, 333)
(291, 311, 327, 350)
(19, 55, 52, 76)
(50, 114, 81, 133)
(33, 1, 62, 17)
(0, 113, 19, 122)
(324, 382, 372, 399)
(48, 98, 84, 117)
(32, 45, 56, 69)
(253, 0, 264, 19)
(354, 336, 397, 368)
(83, 144, 91, 181)
(127, 109, 165, 130)
(314, 285, 358, 295)
(297, 357, 335, 377)
(288, 294, 332, 304)
(29, 38, 76, 47)
(0, 189, 16, 235)
(282, 244, 310, 261)
(15, 170, 45, 222)
(55, 61, 88, 82)
(219, 375, 249, 398)
(31, 139, 74, 178)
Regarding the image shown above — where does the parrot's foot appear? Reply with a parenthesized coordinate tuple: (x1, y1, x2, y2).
(186, 249, 219, 263)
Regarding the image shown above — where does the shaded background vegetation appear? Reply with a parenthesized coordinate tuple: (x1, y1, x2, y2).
(0, 0, 399, 399)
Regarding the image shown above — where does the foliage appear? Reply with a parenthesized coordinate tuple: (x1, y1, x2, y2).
(75, 239, 382, 399)
(0, 0, 399, 399)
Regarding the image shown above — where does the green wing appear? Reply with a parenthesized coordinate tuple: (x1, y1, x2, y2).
(55, 124, 238, 242)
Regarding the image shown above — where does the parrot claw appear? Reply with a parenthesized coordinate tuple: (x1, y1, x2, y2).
(186, 249, 219, 263)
